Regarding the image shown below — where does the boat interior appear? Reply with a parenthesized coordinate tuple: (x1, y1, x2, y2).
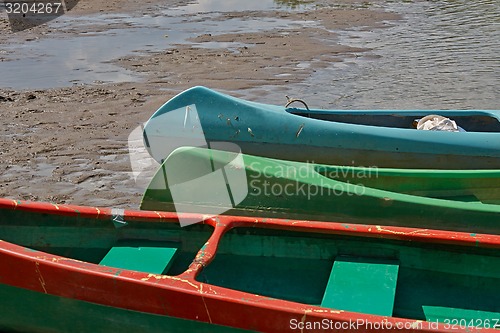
(143, 147, 500, 208)
(314, 165, 500, 204)
(287, 109, 500, 132)
(1, 207, 499, 326)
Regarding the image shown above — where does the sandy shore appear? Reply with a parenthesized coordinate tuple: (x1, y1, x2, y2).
(0, 0, 399, 208)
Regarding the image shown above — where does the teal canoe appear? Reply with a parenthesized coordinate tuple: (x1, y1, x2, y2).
(142, 86, 500, 169)
(141, 147, 500, 234)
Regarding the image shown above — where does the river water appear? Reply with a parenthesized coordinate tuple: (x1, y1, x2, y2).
(1, 0, 498, 109)
(329, 0, 500, 110)
(248, 0, 499, 110)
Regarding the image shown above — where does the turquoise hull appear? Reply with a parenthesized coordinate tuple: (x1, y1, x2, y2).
(143, 86, 500, 169)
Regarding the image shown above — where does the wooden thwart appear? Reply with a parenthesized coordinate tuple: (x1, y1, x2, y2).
(321, 256, 399, 316)
(99, 241, 178, 274)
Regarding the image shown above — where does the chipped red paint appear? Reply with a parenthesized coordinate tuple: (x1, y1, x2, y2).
(0, 198, 498, 333)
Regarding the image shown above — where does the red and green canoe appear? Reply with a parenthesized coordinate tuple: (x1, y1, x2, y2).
(0, 198, 499, 332)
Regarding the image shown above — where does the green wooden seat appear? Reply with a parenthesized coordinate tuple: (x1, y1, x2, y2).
(99, 241, 179, 274)
(321, 256, 399, 316)
(423, 306, 500, 325)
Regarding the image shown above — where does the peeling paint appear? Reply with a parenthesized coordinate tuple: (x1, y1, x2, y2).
(300, 309, 311, 333)
(140, 274, 201, 290)
(34, 262, 47, 294)
(195, 242, 209, 261)
(200, 284, 213, 323)
(140, 273, 169, 281)
(60, 257, 85, 264)
(230, 129, 240, 138)
(296, 123, 305, 138)
(168, 276, 199, 290)
(375, 225, 430, 236)
(411, 320, 423, 329)
(301, 308, 343, 315)
(198, 283, 219, 296)
(212, 216, 227, 228)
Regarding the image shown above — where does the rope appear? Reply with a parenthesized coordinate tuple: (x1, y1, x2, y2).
(285, 95, 310, 110)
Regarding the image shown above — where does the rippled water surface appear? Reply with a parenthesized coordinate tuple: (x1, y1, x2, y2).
(0, 1, 316, 89)
(281, 0, 499, 109)
(1, 0, 498, 109)
(170, 0, 314, 13)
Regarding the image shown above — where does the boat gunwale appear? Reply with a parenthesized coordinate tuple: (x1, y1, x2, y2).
(1, 198, 499, 248)
(149, 86, 500, 134)
(156, 86, 500, 118)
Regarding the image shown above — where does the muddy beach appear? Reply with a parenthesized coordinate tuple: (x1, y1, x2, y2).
(0, 0, 400, 208)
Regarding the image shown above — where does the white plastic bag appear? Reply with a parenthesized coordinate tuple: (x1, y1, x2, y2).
(416, 115, 463, 132)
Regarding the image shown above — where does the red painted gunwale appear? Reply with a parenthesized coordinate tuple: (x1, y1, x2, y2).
(0, 198, 498, 333)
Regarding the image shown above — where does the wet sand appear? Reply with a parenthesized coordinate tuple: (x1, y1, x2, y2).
(0, 0, 399, 208)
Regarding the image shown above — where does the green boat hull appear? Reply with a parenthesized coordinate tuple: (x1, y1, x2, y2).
(141, 147, 500, 233)
(0, 284, 249, 333)
(315, 166, 500, 204)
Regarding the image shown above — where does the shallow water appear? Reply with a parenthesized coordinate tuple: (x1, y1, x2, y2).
(0, 1, 316, 89)
(1, 0, 498, 109)
(170, 0, 315, 13)
(336, 0, 499, 109)
(0, 17, 304, 88)
(251, 0, 499, 110)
